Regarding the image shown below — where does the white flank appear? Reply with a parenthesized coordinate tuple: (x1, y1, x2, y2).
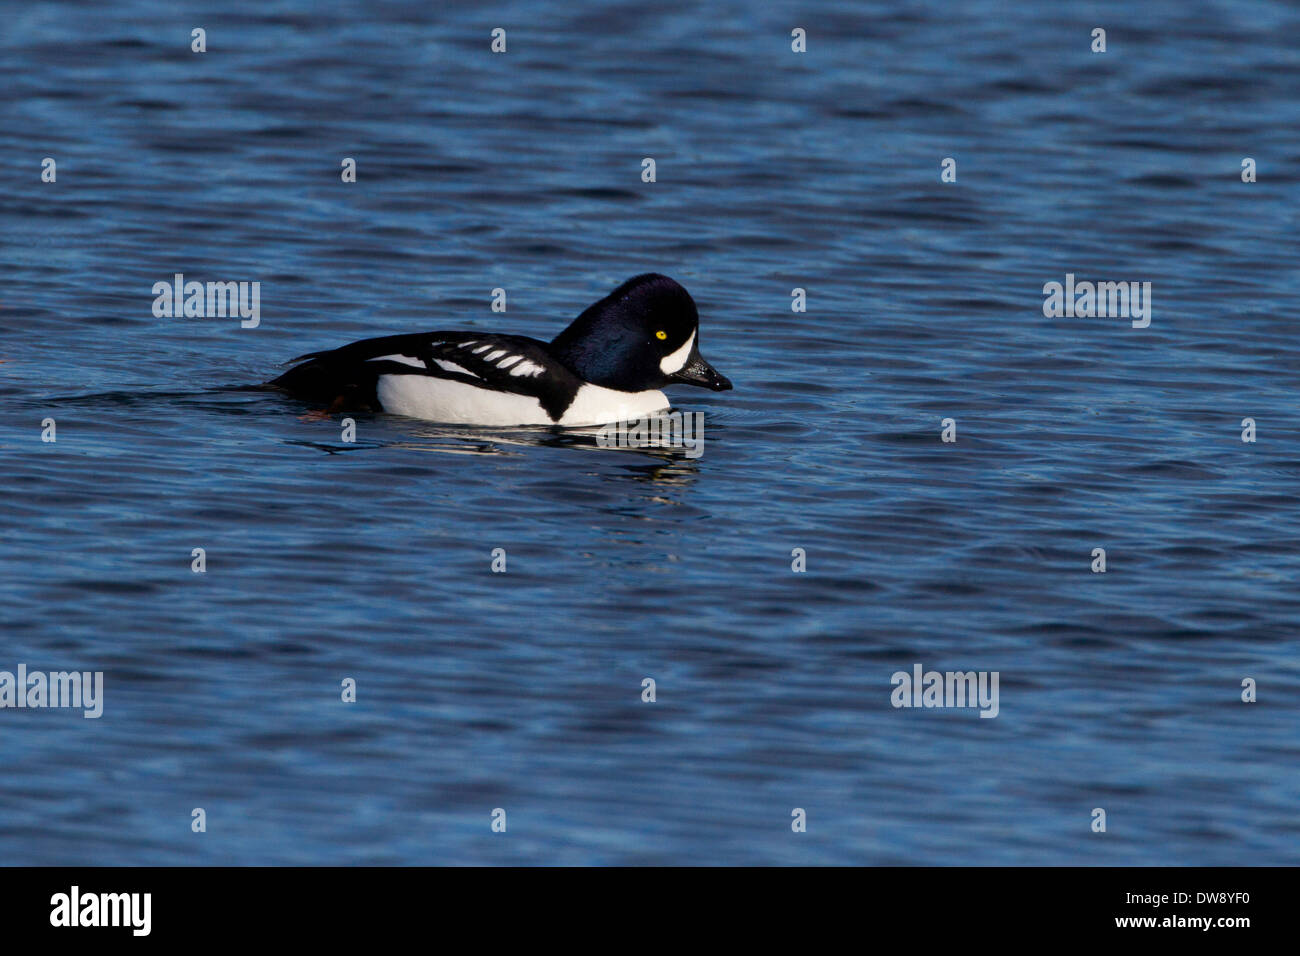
(558, 385, 670, 427)
(659, 331, 695, 374)
(377, 374, 552, 425)
(375, 376, 669, 427)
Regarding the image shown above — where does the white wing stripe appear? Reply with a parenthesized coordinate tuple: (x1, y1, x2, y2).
(433, 358, 479, 378)
(509, 360, 545, 377)
(369, 353, 425, 368)
(372, 341, 547, 380)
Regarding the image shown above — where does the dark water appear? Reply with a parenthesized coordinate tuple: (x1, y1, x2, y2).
(2, 0, 1298, 865)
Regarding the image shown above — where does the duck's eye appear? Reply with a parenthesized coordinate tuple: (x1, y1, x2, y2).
(655, 330, 667, 340)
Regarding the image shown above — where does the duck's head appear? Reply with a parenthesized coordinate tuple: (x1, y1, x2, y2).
(550, 274, 733, 393)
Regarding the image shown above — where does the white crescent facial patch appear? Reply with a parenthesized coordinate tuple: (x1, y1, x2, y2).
(659, 331, 695, 374)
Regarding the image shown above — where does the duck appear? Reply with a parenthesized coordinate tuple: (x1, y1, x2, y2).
(267, 273, 732, 426)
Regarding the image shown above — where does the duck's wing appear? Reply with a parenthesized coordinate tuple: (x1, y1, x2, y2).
(268, 332, 579, 414)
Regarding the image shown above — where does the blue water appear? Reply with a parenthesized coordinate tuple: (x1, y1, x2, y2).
(2, 0, 1298, 865)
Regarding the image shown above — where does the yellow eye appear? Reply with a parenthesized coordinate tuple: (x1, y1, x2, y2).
(655, 330, 667, 340)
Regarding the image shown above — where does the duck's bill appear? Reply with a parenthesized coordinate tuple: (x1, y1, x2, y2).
(670, 352, 733, 391)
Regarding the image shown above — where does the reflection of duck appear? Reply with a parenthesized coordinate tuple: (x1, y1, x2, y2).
(267, 274, 731, 426)
(384, 417, 709, 465)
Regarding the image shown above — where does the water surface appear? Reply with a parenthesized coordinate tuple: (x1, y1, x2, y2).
(1, 0, 1298, 864)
